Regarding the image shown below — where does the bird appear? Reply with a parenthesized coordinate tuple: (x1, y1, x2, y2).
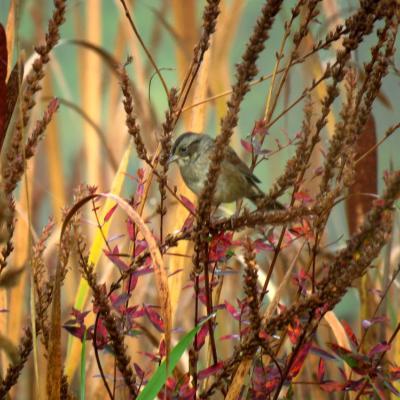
(168, 132, 283, 209)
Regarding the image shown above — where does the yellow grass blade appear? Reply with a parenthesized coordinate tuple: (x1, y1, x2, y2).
(64, 139, 133, 380)
(5, 0, 15, 80)
(43, 78, 66, 224)
(323, 311, 352, 378)
(210, 0, 244, 125)
(171, 0, 197, 127)
(82, 0, 102, 186)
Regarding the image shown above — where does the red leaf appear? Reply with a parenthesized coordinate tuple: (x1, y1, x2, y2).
(310, 346, 336, 361)
(341, 319, 359, 348)
(138, 351, 160, 363)
(317, 358, 326, 383)
(288, 317, 301, 344)
(134, 363, 145, 380)
(320, 381, 344, 392)
(294, 191, 313, 204)
(288, 342, 311, 378)
(209, 232, 236, 262)
(104, 246, 130, 272)
(158, 339, 166, 357)
(368, 342, 390, 357)
(134, 239, 148, 257)
(224, 300, 240, 320)
(126, 274, 138, 291)
(109, 292, 130, 312)
(63, 325, 86, 341)
(137, 168, 145, 180)
(240, 139, 253, 153)
(329, 344, 371, 375)
(253, 239, 274, 252)
(180, 195, 196, 213)
(143, 305, 164, 332)
(178, 384, 196, 399)
(195, 323, 208, 350)
(181, 215, 195, 231)
(127, 219, 136, 241)
(198, 362, 224, 380)
(219, 333, 240, 341)
(104, 203, 118, 222)
(252, 119, 268, 138)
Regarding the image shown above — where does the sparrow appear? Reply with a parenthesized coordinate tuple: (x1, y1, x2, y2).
(168, 132, 283, 208)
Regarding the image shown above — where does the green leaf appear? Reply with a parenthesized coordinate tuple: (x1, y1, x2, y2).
(80, 330, 87, 400)
(137, 316, 214, 400)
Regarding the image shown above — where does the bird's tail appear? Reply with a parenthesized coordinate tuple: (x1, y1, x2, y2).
(249, 193, 285, 210)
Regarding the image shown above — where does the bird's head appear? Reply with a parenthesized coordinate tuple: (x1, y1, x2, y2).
(168, 132, 204, 167)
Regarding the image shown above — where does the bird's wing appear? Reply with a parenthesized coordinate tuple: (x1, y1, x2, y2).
(225, 146, 261, 185)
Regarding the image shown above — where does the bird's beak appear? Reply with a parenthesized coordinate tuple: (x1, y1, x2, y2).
(167, 154, 179, 165)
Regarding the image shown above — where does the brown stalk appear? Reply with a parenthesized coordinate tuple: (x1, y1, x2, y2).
(78, 254, 138, 398)
(174, 0, 221, 125)
(119, 0, 169, 98)
(2, 0, 66, 196)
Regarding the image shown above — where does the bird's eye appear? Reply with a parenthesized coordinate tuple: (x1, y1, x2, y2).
(180, 146, 188, 154)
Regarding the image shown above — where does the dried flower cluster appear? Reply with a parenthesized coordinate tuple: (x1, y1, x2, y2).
(0, 0, 399, 399)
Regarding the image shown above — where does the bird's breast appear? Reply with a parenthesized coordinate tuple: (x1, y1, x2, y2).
(180, 157, 210, 196)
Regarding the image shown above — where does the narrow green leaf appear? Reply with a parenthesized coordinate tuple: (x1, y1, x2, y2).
(137, 316, 214, 400)
(80, 331, 87, 400)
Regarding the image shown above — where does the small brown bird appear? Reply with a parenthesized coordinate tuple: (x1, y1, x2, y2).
(168, 132, 283, 208)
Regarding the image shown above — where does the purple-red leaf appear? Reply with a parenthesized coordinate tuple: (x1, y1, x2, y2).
(319, 381, 344, 392)
(317, 358, 326, 383)
(197, 362, 224, 380)
(63, 325, 86, 341)
(288, 317, 301, 344)
(224, 300, 240, 320)
(240, 139, 253, 153)
(104, 203, 118, 222)
(294, 191, 313, 204)
(195, 323, 208, 350)
(181, 215, 195, 231)
(341, 319, 359, 349)
(219, 333, 240, 341)
(368, 342, 390, 357)
(328, 344, 371, 375)
(134, 363, 145, 380)
(251, 119, 268, 138)
(288, 341, 311, 378)
(143, 304, 165, 333)
(104, 246, 130, 272)
(127, 219, 136, 242)
(253, 239, 274, 252)
(180, 195, 196, 213)
(310, 346, 336, 361)
(109, 292, 130, 313)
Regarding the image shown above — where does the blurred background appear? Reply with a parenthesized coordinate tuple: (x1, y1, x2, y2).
(0, 1, 399, 397)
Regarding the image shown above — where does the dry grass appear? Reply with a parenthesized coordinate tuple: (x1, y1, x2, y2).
(0, 1, 399, 399)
